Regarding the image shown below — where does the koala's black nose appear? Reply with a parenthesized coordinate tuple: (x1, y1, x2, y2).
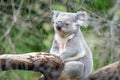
(56, 21, 64, 30)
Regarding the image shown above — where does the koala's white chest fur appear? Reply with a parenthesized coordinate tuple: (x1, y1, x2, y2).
(55, 34, 74, 54)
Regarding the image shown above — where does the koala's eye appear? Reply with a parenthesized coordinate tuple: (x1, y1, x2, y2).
(65, 22, 69, 26)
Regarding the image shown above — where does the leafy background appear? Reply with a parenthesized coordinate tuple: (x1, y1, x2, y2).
(0, 0, 120, 80)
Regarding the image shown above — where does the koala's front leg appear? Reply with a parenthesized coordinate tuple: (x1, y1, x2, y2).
(50, 40, 59, 56)
(60, 47, 79, 61)
(60, 41, 86, 61)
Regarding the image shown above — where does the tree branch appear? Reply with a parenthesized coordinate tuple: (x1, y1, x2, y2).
(0, 52, 119, 80)
(0, 52, 64, 80)
(88, 61, 120, 80)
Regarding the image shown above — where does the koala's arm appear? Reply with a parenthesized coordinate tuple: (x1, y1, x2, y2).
(50, 39, 59, 56)
(60, 39, 86, 62)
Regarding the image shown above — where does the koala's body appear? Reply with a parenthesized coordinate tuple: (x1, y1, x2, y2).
(50, 11, 93, 80)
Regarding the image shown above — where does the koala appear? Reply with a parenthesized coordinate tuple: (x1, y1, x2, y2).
(50, 10, 93, 80)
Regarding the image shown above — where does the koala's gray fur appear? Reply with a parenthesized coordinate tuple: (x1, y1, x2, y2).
(50, 10, 93, 80)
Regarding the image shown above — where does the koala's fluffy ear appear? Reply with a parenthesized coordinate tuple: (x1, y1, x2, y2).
(76, 11, 89, 27)
(52, 10, 60, 22)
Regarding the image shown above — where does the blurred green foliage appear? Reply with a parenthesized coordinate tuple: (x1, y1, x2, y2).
(0, 0, 119, 80)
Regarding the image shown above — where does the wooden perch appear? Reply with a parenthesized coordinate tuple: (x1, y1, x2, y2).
(0, 52, 64, 80)
(0, 52, 119, 80)
(88, 61, 120, 80)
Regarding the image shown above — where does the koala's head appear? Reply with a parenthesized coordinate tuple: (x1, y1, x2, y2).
(52, 10, 89, 37)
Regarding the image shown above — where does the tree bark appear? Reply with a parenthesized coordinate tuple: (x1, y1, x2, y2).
(88, 61, 120, 80)
(0, 52, 119, 80)
(0, 52, 64, 80)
